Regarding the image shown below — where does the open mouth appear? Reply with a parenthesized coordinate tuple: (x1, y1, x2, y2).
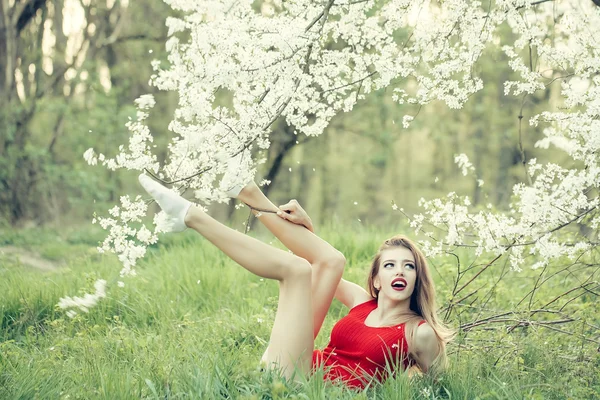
(391, 278, 407, 291)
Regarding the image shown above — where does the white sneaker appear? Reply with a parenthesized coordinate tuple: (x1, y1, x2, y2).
(138, 174, 192, 232)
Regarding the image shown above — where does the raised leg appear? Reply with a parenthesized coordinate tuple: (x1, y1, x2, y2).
(184, 207, 314, 378)
(239, 182, 346, 338)
(139, 174, 314, 379)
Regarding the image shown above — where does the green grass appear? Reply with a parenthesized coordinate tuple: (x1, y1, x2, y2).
(0, 225, 598, 399)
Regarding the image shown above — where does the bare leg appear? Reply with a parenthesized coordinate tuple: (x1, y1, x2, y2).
(239, 182, 345, 338)
(184, 206, 314, 379)
(138, 173, 324, 375)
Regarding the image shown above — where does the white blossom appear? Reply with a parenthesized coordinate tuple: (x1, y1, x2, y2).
(454, 153, 475, 176)
(83, 148, 97, 166)
(65, 0, 600, 313)
(58, 279, 107, 314)
(134, 94, 156, 110)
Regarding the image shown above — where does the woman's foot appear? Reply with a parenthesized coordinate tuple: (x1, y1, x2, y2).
(237, 181, 282, 216)
(138, 174, 192, 232)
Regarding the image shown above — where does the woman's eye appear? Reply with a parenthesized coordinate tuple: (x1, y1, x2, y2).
(406, 264, 415, 270)
(383, 263, 394, 268)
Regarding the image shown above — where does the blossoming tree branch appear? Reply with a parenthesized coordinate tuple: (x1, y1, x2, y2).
(65, 0, 599, 344)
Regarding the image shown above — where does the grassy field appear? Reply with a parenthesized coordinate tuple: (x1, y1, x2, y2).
(1, 224, 598, 399)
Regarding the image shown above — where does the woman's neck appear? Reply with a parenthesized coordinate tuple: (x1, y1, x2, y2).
(374, 296, 412, 322)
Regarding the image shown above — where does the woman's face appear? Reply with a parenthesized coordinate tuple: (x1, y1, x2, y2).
(374, 247, 417, 302)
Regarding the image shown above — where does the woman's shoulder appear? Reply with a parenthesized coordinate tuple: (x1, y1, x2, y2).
(414, 321, 436, 344)
(349, 298, 377, 312)
(412, 321, 440, 370)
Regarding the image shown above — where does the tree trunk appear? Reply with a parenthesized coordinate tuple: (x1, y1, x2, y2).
(0, 0, 18, 155)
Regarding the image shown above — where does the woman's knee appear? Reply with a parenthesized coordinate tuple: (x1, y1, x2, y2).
(283, 256, 312, 281)
(315, 250, 346, 274)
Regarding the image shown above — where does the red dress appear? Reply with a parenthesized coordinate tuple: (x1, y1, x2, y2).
(312, 300, 426, 389)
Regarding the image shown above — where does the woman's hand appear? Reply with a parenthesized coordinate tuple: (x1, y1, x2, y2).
(276, 199, 314, 232)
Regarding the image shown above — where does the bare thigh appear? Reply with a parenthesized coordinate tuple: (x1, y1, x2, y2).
(261, 259, 314, 380)
(260, 258, 343, 369)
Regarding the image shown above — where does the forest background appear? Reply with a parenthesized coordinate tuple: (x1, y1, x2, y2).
(1, 0, 598, 399)
(1, 0, 539, 228)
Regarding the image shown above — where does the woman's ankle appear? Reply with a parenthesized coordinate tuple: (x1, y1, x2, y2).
(239, 182, 279, 214)
(184, 205, 203, 228)
(238, 181, 260, 202)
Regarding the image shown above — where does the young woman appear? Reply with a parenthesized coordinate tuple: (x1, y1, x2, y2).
(138, 173, 453, 389)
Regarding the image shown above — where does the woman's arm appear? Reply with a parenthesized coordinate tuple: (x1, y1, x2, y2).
(413, 323, 440, 373)
(335, 279, 373, 309)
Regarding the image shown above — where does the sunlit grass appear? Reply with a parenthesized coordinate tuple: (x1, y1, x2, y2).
(0, 225, 598, 399)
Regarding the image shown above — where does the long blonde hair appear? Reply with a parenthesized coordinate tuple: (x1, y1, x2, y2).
(367, 234, 454, 374)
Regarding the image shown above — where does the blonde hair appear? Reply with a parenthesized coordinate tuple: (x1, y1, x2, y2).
(367, 234, 454, 374)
